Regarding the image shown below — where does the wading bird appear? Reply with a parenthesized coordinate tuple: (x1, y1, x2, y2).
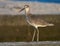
(19, 5, 54, 42)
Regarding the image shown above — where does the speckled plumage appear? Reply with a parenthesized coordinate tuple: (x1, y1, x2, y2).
(20, 5, 54, 41)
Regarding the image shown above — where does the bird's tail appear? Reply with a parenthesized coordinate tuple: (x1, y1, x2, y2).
(47, 23, 54, 26)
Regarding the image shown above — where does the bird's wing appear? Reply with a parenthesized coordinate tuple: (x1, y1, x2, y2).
(29, 15, 49, 25)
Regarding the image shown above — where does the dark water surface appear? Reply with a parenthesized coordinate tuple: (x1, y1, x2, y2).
(14, 0, 60, 3)
(0, 15, 60, 42)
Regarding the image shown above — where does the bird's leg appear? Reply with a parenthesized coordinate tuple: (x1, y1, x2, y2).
(36, 27, 39, 42)
(32, 29, 36, 41)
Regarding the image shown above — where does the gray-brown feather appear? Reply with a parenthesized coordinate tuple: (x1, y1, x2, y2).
(26, 14, 49, 26)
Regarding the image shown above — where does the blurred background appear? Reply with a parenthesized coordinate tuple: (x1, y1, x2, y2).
(0, 0, 60, 42)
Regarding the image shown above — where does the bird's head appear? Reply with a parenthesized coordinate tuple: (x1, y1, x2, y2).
(19, 5, 29, 12)
(24, 5, 29, 8)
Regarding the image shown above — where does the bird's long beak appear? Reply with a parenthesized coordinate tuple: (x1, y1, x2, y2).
(19, 8, 25, 12)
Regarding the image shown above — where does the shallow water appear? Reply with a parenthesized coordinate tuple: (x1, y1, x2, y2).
(0, 15, 60, 42)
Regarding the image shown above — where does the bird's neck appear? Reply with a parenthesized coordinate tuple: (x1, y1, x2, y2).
(25, 7, 30, 16)
(25, 7, 31, 22)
